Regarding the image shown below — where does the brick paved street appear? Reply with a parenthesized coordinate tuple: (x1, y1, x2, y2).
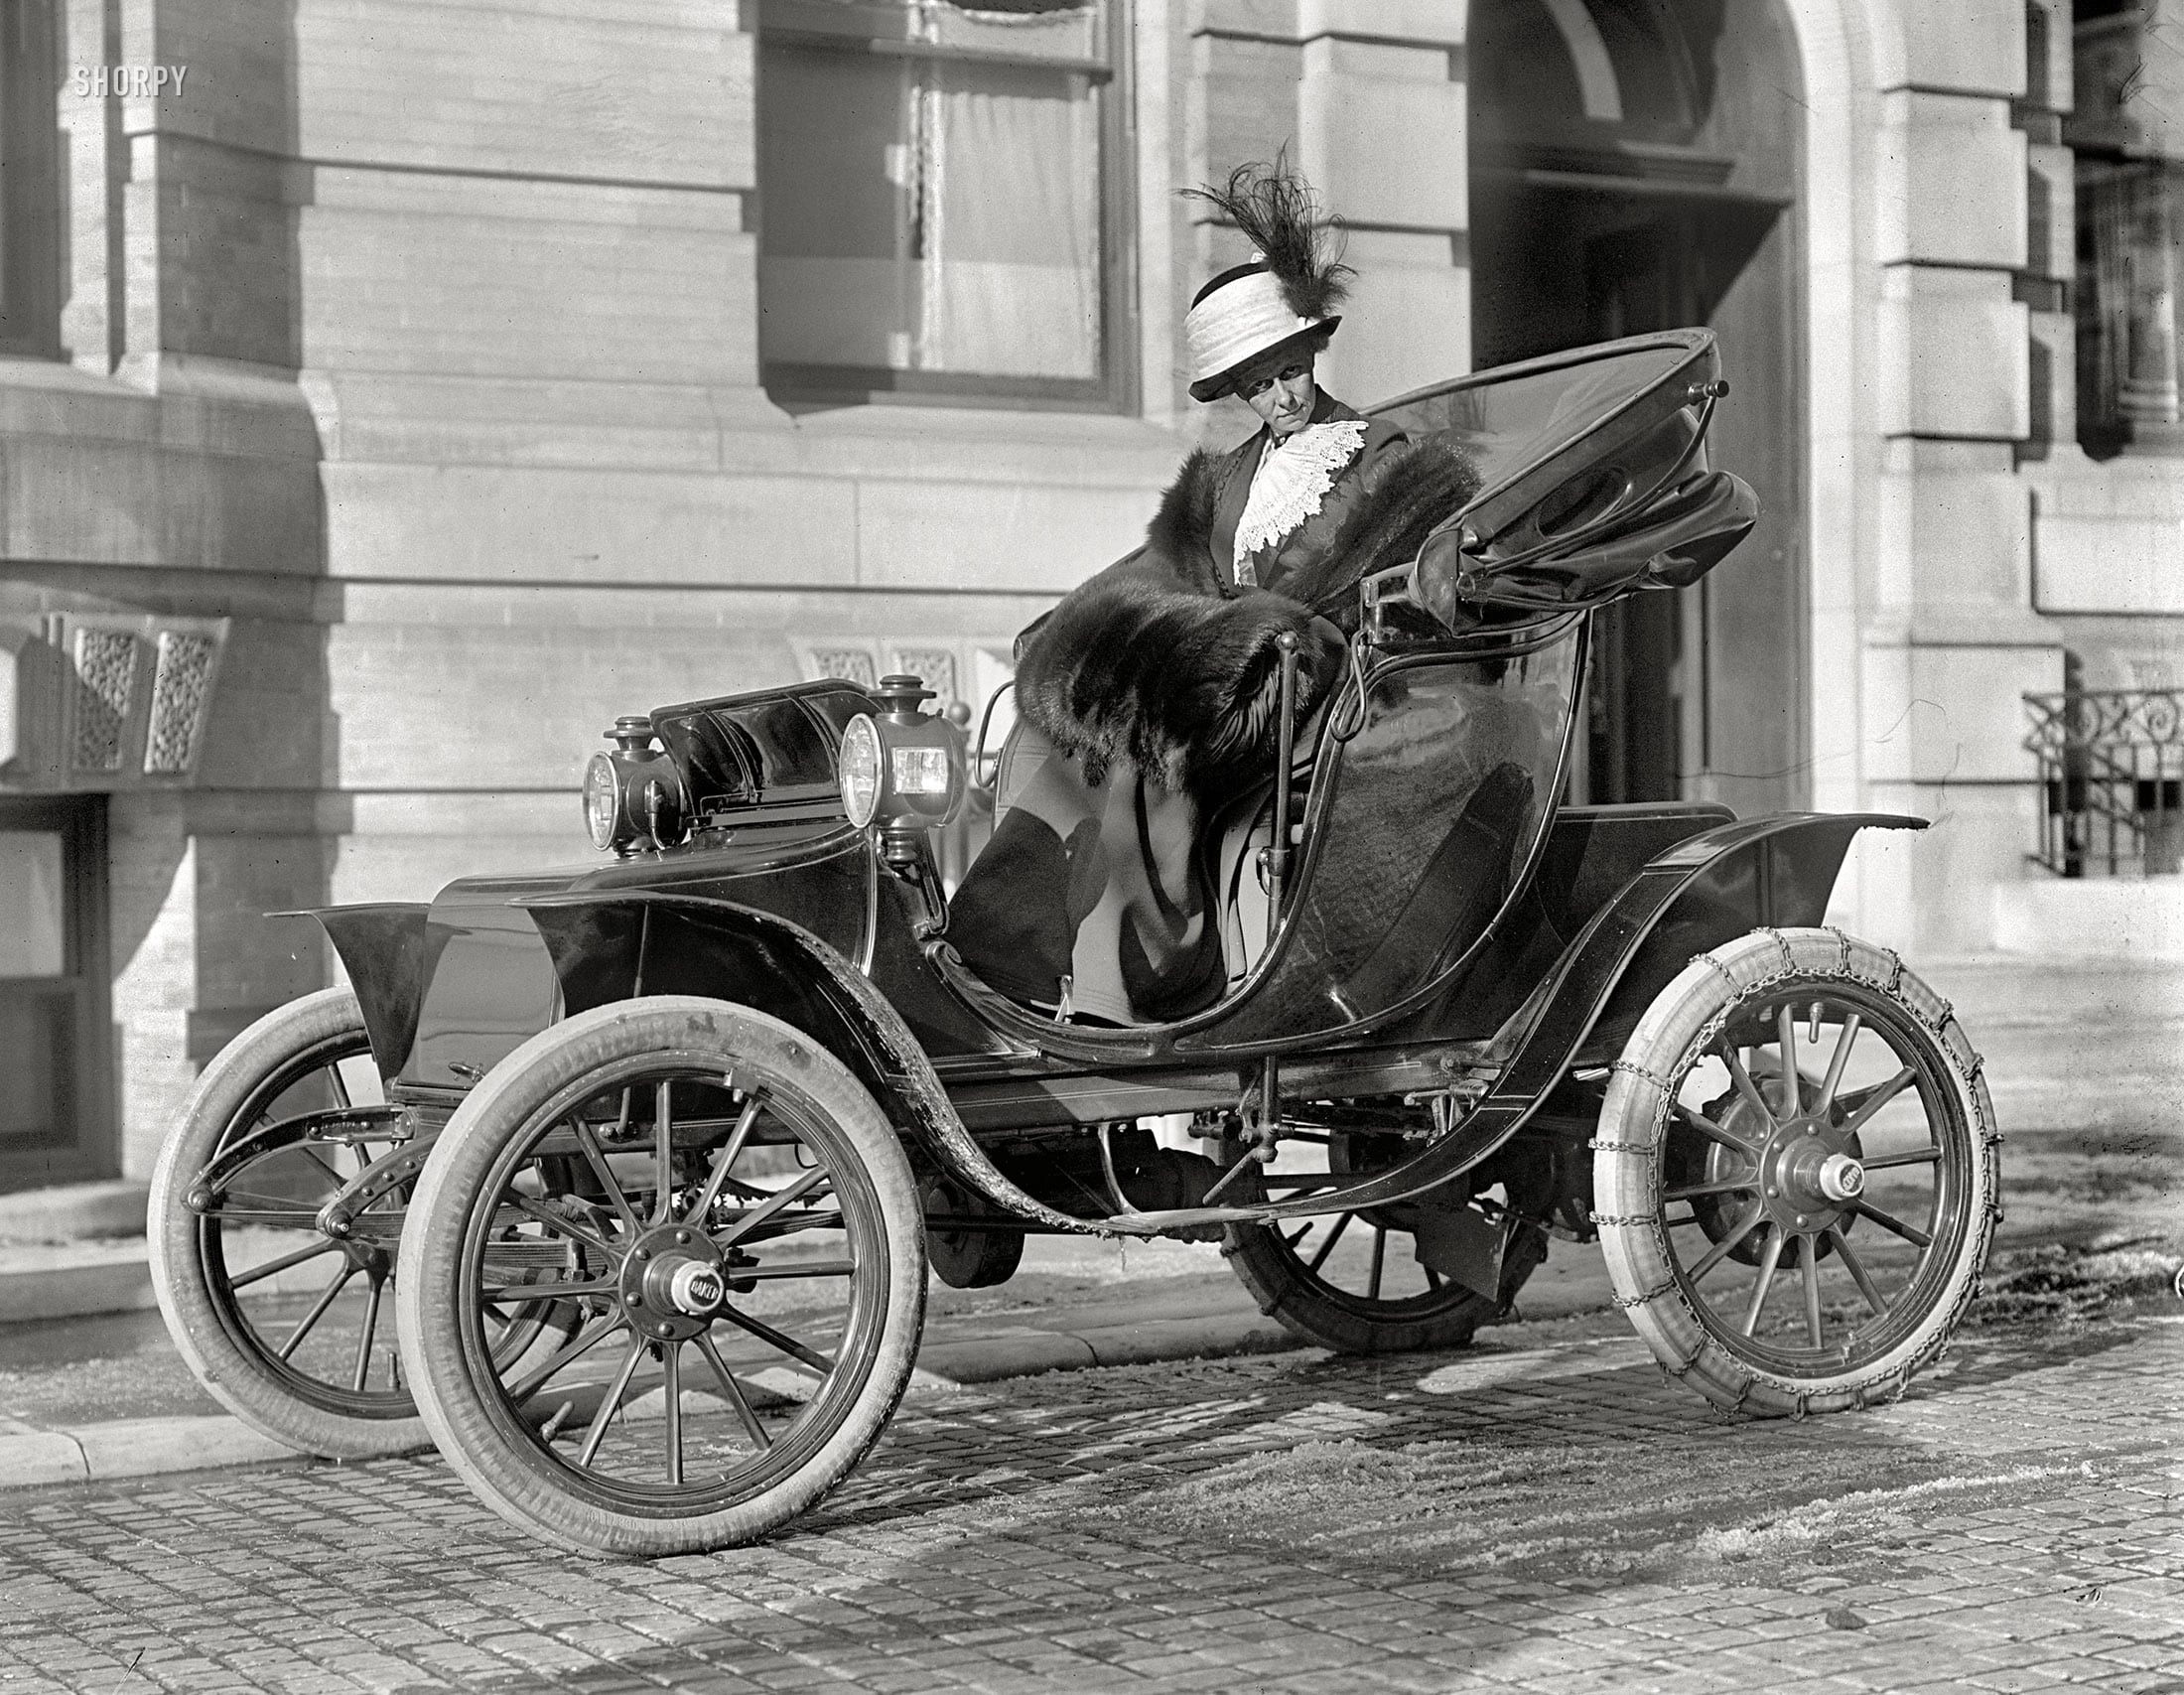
(0, 1311, 2176, 1695)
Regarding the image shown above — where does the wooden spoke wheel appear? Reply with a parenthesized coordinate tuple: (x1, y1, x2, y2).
(395, 998, 926, 1557)
(148, 990, 435, 1458)
(1222, 1126, 1548, 1354)
(1595, 927, 2001, 1417)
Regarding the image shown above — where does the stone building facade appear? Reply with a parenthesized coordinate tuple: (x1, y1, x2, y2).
(0, 0, 2174, 1194)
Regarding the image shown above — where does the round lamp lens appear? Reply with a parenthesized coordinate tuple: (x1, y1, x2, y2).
(839, 716, 883, 828)
(583, 754, 621, 850)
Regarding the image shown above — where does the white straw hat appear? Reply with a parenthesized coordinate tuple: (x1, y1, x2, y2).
(1184, 267, 1340, 402)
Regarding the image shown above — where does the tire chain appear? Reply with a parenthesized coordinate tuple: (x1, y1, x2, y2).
(1597, 925, 2001, 1416)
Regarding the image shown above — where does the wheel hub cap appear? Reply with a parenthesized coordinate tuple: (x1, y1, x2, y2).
(1760, 1116, 1864, 1230)
(617, 1227, 730, 1339)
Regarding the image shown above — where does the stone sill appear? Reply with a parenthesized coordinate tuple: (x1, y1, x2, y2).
(301, 370, 1187, 485)
(0, 353, 319, 460)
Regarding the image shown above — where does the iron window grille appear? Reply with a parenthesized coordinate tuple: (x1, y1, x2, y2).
(2024, 688, 2184, 877)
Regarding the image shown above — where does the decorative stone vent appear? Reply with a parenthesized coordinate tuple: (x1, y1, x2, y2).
(68, 628, 141, 775)
(0, 600, 230, 792)
(145, 631, 221, 776)
(808, 646, 879, 688)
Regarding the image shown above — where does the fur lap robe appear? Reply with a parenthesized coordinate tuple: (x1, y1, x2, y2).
(949, 436, 1481, 1025)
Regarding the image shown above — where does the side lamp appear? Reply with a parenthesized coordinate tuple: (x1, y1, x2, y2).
(583, 715, 688, 855)
(838, 675, 967, 858)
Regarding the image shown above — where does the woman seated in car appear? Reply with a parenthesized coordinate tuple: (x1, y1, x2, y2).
(949, 160, 1479, 1025)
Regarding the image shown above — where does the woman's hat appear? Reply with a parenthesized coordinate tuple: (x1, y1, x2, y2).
(1183, 159, 1353, 402)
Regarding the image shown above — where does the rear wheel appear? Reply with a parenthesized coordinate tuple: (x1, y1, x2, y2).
(396, 997, 927, 1556)
(1223, 1125, 1548, 1353)
(1595, 926, 2000, 1417)
(147, 989, 431, 1458)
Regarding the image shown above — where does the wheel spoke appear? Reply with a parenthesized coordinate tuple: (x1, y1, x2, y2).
(683, 1091, 763, 1226)
(1840, 1067, 1917, 1135)
(1852, 1198, 1933, 1249)
(651, 1080, 675, 1226)
(300, 1147, 347, 1188)
(575, 1336, 649, 1469)
(713, 1165, 832, 1252)
(1663, 1176, 1759, 1203)
(1740, 1226, 1786, 1336)
(1830, 1228, 1886, 1316)
(695, 1332, 772, 1450)
(714, 1305, 835, 1375)
(662, 1340, 683, 1485)
(1801, 1242, 1825, 1348)
(1815, 1012, 1862, 1114)
(1688, 1202, 1766, 1284)
(1305, 1211, 1352, 1275)
(1862, 1146, 1941, 1172)
(1776, 1006, 1800, 1115)
(276, 1263, 356, 1359)
(1721, 1046, 1777, 1128)
(227, 1238, 341, 1290)
(571, 1119, 642, 1237)
(733, 1261, 856, 1282)
(349, 1278, 384, 1392)
(325, 1060, 352, 1111)
(1675, 1105, 1760, 1159)
(506, 1312, 628, 1405)
(1367, 1225, 1387, 1301)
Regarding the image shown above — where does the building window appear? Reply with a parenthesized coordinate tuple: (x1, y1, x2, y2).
(755, 0, 1129, 408)
(0, 796, 111, 1192)
(0, 0, 63, 359)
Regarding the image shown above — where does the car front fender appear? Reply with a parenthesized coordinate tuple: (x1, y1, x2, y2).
(515, 891, 1117, 1237)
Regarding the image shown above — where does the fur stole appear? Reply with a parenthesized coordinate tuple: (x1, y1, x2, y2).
(1014, 433, 1481, 794)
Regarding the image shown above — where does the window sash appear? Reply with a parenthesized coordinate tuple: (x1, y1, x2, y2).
(0, 0, 63, 359)
(755, 0, 1131, 409)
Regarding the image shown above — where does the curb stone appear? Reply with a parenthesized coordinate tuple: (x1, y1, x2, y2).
(0, 1312, 1303, 1491)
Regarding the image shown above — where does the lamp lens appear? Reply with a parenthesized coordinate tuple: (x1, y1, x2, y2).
(583, 754, 620, 850)
(839, 716, 883, 827)
(890, 745, 952, 794)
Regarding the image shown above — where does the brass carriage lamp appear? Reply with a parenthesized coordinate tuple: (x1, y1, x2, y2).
(838, 675, 967, 852)
(582, 715, 688, 856)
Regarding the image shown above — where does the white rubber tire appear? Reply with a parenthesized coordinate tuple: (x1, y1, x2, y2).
(396, 996, 927, 1557)
(148, 988, 431, 1459)
(1594, 927, 2001, 1418)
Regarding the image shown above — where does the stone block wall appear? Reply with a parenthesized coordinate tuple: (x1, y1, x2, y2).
(1851, 0, 2064, 952)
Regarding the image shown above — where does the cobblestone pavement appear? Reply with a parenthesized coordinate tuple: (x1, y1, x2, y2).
(0, 1313, 2175, 1695)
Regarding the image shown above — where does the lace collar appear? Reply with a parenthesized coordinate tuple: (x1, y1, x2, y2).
(1233, 417, 1370, 582)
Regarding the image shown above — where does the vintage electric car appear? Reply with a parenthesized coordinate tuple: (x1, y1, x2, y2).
(149, 330, 2000, 1556)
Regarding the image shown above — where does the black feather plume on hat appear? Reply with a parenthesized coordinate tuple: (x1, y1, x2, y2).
(1184, 157, 1353, 323)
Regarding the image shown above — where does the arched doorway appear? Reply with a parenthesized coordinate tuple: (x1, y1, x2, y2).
(1469, 0, 1807, 811)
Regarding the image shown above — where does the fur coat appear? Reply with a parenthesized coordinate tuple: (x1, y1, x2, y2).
(1013, 396, 1482, 796)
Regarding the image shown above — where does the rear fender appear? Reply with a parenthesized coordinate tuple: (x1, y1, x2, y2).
(1474, 811, 1925, 1115)
(516, 892, 1112, 1236)
(280, 903, 432, 1084)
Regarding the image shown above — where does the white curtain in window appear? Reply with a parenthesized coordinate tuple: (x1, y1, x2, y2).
(910, 67, 1101, 378)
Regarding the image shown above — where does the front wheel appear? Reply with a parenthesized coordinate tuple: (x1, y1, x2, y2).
(1594, 927, 2000, 1417)
(395, 997, 927, 1556)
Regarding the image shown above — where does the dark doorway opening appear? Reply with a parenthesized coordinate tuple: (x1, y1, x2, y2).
(0, 795, 114, 1192)
(1469, 0, 1807, 811)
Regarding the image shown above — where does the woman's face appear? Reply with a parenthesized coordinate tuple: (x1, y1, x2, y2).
(1240, 353, 1316, 439)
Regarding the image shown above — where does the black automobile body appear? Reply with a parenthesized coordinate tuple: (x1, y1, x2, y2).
(148, 330, 2002, 1556)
